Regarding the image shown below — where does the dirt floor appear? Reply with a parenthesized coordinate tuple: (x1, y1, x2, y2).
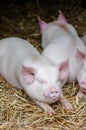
(0, 0, 86, 130)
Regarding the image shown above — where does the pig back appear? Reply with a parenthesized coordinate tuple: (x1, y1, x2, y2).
(0, 37, 40, 88)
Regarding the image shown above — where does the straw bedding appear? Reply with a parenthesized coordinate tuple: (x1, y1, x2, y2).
(0, 0, 86, 129)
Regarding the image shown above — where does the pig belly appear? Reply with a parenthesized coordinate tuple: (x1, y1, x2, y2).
(0, 71, 21, 89)
(0, 59, 21, 89)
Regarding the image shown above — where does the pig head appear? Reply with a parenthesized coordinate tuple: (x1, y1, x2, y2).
(38, 10, 78, 48)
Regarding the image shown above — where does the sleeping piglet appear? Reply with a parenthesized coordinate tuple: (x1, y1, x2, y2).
(38, 10, 86, 108)
(0, 37, 66, 115)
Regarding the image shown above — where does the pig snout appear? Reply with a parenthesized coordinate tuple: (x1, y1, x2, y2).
(49, 89, 58, 99)
(44, 87, 60, 100)
(80, 81, 86, 90)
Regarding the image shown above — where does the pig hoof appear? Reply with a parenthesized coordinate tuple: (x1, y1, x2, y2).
(60, 97, 73, 110)
(62, 101, 73, 110)
(77, 91, 84, 98)
(42, 103, 55, 115)
(63, 103, 73, 110)
(47, 109, 55, 116)
(44, 106, 55, 115)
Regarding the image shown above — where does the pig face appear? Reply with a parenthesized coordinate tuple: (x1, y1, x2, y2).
(18, 57, 69, 104)
(19, 59, 62, 104)
(76, 49, 86, 94)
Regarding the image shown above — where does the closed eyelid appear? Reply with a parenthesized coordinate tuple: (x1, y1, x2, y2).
(41, 80, 47, 84)
(36, 78, 47, 84)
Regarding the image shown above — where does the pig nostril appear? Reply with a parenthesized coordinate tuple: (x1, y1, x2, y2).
(50, 91, 58, 95)
(50, 90, 58, 98)
(51, 91, 54, 94)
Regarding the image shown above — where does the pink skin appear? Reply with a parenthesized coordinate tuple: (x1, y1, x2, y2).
(38, 16, 48, 34)
(57, 10, 68, 23)
(33, 99, 56, 115)
(80, 81, 86, 89)
(81, 35, 86, 46)
(78, 81, 86, 97)
(21, 65, 61, 115)
(38, 11, 86, 109)
(0, 37, 62, 116)
(38, 10, 68, 34)
(38, 11, 86, 100)
(44, 87, 59, 101)
(21, 65, 35, 84)
(22, 66, 60, 101)
(78, 35, 86, 96)
(76, 49, 86, 97)
(22, 58, 72, 114)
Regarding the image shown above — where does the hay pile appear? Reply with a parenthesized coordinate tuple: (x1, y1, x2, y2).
(0, 0, 86, 129)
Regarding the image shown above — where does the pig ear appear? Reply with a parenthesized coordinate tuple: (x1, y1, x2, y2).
(21, 65, 35, 84)
(76, 49, 86, 64)
(38, 16, 48, 34)
(57, 10, 67, 23)
(59, 59, 69, 81)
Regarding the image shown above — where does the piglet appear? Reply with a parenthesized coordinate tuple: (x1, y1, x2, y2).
(38, 11, 86, 108)
(0, 37, 65, 115)
(0, 37, 63, 115)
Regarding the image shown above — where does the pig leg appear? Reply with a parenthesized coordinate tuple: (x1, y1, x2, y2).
(33, 99, 55, 115)
(59, 91, 73, 110)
